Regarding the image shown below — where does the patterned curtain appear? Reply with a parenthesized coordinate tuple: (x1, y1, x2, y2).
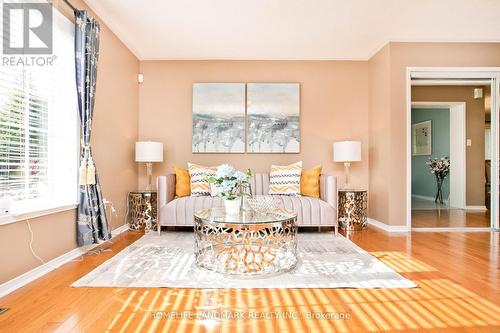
(75, 11, 111, 246)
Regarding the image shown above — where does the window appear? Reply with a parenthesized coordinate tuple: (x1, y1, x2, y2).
(0, 6, 78, 214)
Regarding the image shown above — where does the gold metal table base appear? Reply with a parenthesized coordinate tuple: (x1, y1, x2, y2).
(127, 191, 157, 233)
(194, 217, 298, 276)
(338, 190, 368, 231)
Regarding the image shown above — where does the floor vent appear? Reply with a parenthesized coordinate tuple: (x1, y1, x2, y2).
(0, 307, 9, 315)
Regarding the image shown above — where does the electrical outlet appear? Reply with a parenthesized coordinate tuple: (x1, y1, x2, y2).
(466, 139, 472, 146)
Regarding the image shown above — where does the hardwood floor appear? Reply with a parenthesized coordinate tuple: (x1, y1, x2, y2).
(412, 209, 491, 228)
(0, 228, 499, 332)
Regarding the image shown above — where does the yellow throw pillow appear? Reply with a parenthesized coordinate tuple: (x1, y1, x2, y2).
(174, 166, 191, 197)
(300, 166, 322, 198)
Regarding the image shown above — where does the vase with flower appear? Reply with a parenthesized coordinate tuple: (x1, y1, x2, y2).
(426, 157, 450, 204)
(207, 164, 253, 215)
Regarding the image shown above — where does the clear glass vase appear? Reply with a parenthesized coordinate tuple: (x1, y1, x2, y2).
(240, 182, 253, 211)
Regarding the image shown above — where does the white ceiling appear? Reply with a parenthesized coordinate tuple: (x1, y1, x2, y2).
(82, 0, 500, 60)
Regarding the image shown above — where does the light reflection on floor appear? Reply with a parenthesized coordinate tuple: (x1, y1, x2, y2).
(99, 274, 500, 332)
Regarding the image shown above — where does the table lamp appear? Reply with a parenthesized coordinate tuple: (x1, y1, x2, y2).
(333, 141, 361, 189)
(135, 141, 163, 191)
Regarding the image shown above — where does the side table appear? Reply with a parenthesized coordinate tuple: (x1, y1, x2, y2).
(338, 189, 368, 231)
(128, 191, 157, 233)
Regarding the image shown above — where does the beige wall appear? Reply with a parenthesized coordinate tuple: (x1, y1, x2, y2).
(0, 1, 139, 284)
(138, 60, 370, 190)
(2, 31, 500, 284)
(369, 42, 500, 226)
(368, 44, 391, 223)
(412, 86, 487, 206)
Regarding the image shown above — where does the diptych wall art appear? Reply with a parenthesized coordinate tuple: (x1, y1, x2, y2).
(247, 83, 300, 153)
(192, 83, 300, 153)
(192, 83, 245, 153)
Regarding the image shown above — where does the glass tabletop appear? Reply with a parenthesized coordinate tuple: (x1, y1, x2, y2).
(194, 207, 297, 225)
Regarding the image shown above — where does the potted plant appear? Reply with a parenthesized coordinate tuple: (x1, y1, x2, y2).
(426, 157, 450, 204)
(207, 164, 252, 214)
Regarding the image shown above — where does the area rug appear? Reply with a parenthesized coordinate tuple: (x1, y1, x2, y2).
(72, 232, 416, 289)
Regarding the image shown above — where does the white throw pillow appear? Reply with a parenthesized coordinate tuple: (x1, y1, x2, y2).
(187, 163, 216, 196)
(268, 161, 302, 196)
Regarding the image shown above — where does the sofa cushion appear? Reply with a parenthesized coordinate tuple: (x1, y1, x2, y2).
(188, 163, 216, 196)
(163, 195, 224, 225)
(268, 161, 302, 196)
(300, 165, 322, 198)
(161, 194, 335, 226)
(173, 166, 190, 197)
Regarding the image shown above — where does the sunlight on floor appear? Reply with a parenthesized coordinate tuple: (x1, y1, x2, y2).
(370, 251, 437, 272)
(97, 278, 500, 333)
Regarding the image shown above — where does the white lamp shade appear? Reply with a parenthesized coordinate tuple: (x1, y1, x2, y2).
(135, 141, 164, 162)
(333, 141, 361, 162)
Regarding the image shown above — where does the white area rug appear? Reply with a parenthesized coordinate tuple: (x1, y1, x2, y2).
(72, 232, 416, 289)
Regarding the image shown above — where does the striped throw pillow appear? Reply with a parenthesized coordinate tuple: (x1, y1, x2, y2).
(188, 163, 217, 196)
(268, 161, 303, 196)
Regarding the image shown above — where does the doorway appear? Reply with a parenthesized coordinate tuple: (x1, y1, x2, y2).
(411, 102, 466, 212)
(406, 68, 500, 231)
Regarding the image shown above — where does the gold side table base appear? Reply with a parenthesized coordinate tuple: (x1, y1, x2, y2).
(127, 191, 157, 233)
(338, 190, 368, 231)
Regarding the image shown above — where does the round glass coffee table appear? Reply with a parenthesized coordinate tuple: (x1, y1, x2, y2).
(194, 207, 298, 276)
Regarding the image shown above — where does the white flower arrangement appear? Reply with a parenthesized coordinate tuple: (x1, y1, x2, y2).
(426, 157, 450, 179)
(426, 156, 450, 204)
(207, 164, 252, 201)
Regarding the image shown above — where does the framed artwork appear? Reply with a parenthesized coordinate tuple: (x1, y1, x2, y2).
(192, 83, 245, 153)
(412, 120, 432, 156)
(246, 83, 300, 153)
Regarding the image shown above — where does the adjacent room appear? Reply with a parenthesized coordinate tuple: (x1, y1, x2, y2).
(410, 82, 493, 229)
(0, 1, 499, 332)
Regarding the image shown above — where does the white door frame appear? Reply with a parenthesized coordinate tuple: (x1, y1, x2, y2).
(411, 102, 466, 209)
(406, 67, 500, 231)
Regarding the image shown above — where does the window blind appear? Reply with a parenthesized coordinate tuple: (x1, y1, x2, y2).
(0, 4, 78, 212)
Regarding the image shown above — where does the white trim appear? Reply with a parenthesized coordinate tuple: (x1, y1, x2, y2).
(465, 206, 488, 211)
(0, 204, 78, 226)
(0, 224, 129, 299)
(368, 218, 410, 233)
(491, 78, 500, 230)
(409, 67, 500, 79)
(411, 79, 492, 86)
(449, 103, 466, 209)
(406, 67, 500, 230)
(412, 227, 492, 232)
(411, 101, 464, 108)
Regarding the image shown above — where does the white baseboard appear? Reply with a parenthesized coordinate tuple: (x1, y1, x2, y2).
(411, 227, 492, 232)
(412, 194, 449, 204)
(411, 194, 435, 201)
(0, 223, 129, 299)
(465, 206, 487, 211)
(367, 218, 410, 232)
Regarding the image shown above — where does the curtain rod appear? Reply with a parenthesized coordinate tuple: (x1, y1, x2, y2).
(63, 0, 78, 12)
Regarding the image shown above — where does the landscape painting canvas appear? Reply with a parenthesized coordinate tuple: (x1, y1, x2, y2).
(192, 83, 245, 153)
(247, 83, 300, 153)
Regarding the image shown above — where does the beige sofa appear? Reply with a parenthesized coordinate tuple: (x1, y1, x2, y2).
(157, 173, 338, 233)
